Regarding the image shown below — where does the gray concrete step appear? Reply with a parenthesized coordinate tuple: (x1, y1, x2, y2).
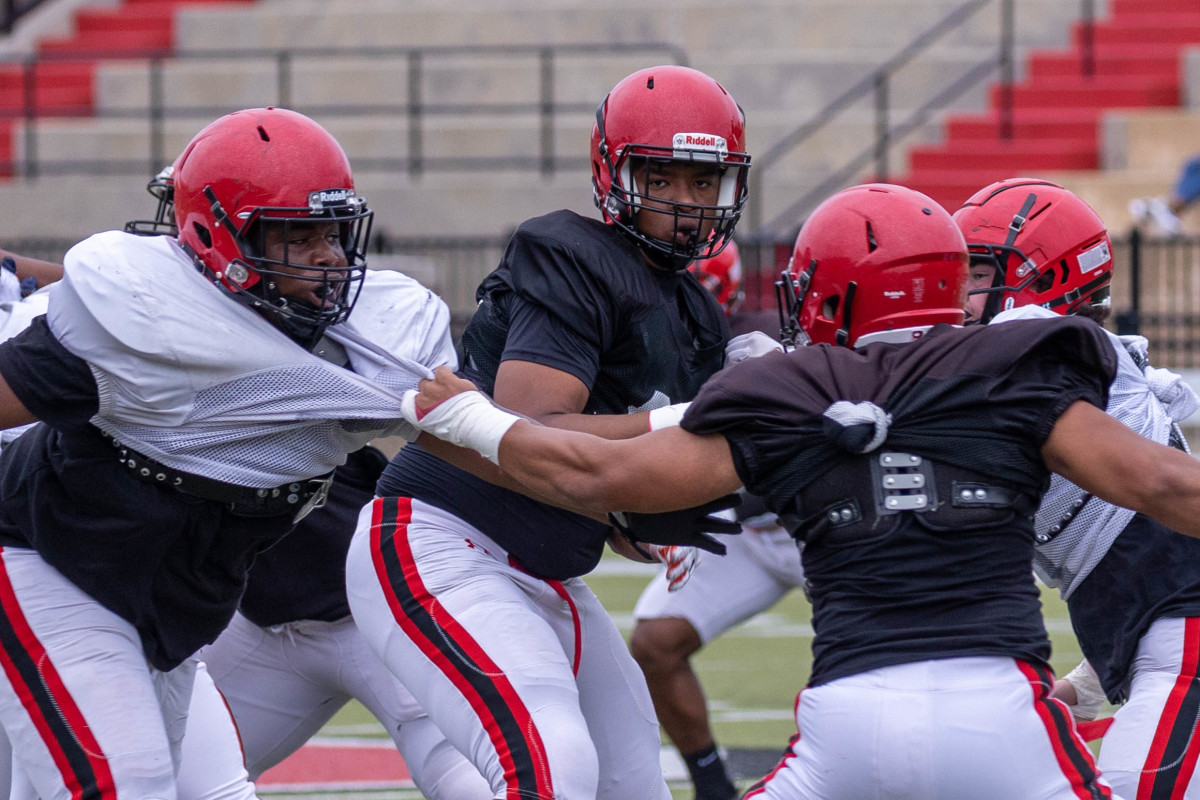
(177, 0, 1078, 54)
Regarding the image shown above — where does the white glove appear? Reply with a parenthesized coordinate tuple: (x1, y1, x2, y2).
(400, 389, 522, 465)
(648, 544, 699, 592)
(725, 331, 783, 365)
(1062, 660, 1105, 721)
(648, 402, 691, 431)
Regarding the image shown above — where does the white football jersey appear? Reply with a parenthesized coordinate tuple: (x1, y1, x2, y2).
(48, 231, 454, 486)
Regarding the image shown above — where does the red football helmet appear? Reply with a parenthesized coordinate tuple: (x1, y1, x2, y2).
(173, 107, 373, 347)
(953, 178, 1112, 324)
(124, 164, 176, 237)
(777, 183, 968, 348)
(591, 65, 751, 271)
(690, 239, 743, 315)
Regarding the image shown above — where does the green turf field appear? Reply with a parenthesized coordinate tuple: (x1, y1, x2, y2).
(321, 554, 1094, 799)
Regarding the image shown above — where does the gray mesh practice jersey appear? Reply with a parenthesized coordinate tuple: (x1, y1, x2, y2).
(48, 232, 441, 485)
(0, 234, 457, 668)
(993, 306, 1198, 599)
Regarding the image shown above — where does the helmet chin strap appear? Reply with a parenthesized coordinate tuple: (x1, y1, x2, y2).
(835, 282, 857, 347)
(632, 205, 706, 271)
(275, 311, 325, 350)
(636, 237, 695, 272)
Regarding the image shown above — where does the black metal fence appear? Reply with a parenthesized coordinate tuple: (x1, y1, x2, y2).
(1, 42, 687, 179)
(1114, 229, 1200, 368)
(737, 229, 1200, 369)
(12, 228, 1200, 366)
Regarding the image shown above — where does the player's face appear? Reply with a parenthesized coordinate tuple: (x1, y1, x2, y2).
(631, 160, 723, 250)
(964, 257, 997, 323)
(262, 221, 348, 308)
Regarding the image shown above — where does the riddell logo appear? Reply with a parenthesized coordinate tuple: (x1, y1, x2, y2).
(308, 188, 354, 208)
(672, 133, 728, 155)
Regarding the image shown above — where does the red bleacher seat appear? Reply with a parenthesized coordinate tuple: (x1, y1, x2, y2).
(0, 0, 255, 175)
(897, 3, 1200, 211)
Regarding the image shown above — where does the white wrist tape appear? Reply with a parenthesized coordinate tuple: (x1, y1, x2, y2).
(401, 390, 521, 465)
(648, 402, 691, 432)
(1063, 660, 1105, 721)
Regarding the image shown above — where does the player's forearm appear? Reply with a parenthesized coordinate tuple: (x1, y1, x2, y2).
(496, 422, 637, 511)
(0, 372, 39, 430)
(1045, 401, 1200, 539)
(1121, 448, 1200, 538)
(0, 249, 63, 287)
(497, 424, 742, 515)
(406, 371, 738, 513)
(535, 408, 657, 439)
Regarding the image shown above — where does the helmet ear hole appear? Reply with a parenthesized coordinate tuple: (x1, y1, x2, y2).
(822, 295, 840, 320)
(1032, 265, 1057, 293)
(192, 221, 212, 248)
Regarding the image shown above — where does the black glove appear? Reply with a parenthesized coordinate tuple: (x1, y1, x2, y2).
(608, 494, 743, 556)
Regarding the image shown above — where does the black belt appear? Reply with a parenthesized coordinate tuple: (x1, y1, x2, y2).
(100, 431, 333, 521)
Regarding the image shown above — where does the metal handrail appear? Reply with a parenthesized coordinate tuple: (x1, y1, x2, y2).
(757, 59, 998, 241)
(747, 0, 1003, 236)
(2, 41, 688, 178)
(749, 0, 1099, 238)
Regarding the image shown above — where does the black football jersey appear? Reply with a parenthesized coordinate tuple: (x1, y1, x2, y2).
(381, 210, 729, 579)
(1069, 513, 1200, 701)
(460, 209, 728, 412)
(682, 317, 1116, 686)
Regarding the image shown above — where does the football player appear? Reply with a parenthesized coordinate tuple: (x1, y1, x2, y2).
(958, 178, 1200, 798)
(346, 65, 752, 800)
(115, 163, 489, 798)
(0, 260, 59, 800)
(0, 165, 490, 800)
(631, 240, 800, 800)
(6, 213, 266, 800)
(0, 107, 470, 799)
(391, 182, 1200, 798)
